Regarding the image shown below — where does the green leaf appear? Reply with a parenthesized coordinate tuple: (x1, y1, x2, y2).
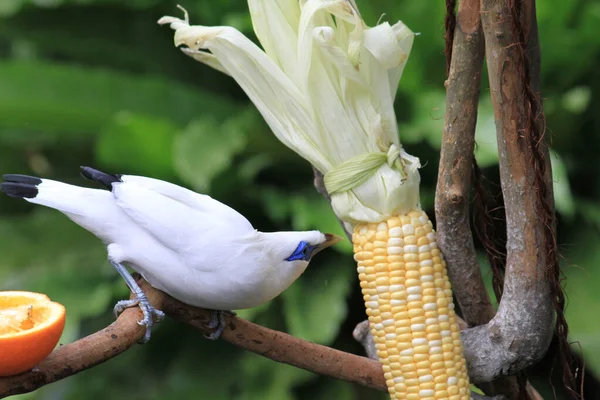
(562, 230, 600, 374)
(237, 153, 274, 183)
(282, 258, 356, 345)
(96, 112, 177, 178)
(261, 188, 295, 223)
(474, 99, 500, 168)
(162, 336, 242, 400)
(562, 86, 591, 114)
(0, 61, 237, 136)
(399, 90, 446, 148)
(174, 115, 248, 192)
(0, 209, 117, 344)
(234, 300, 272, 321)
(262, 188, 352, 254)
(311, 380, 356, 400)
(240, 352, 315, 400)
(0, 0, 22, 17)
(577, 199, 600, 232)
(550, 150, 575, 219)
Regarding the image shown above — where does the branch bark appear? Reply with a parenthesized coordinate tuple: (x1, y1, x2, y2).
(435, 0, 493, 329)
(436, 1, 534, 398)
(457, 0, 554, 381)
(0, 277, 385, 397)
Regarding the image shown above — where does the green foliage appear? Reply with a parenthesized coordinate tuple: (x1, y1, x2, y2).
(262, 188, 353, 254)
(0, 0, 598, 399)
(282, 259, 356, 344)
(175, 115, 249, 192)
(97, 112, 177, 179)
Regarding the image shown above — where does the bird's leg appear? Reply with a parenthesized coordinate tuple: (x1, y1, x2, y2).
(204, 310, 235, 340)
(109, 259, 165, 343)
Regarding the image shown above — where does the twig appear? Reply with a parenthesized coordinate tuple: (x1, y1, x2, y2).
(0, 277, 385, 397)
(435, 0, 493, 328)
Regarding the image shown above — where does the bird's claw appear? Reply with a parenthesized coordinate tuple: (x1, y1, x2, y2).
(137, 307, 165, 327)
(204, 310, 232, 340)
(113, 299, 139, 318)
(112, 296, 164, 344)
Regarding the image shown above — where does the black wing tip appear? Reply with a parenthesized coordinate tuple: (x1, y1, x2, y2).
(2, 174, 42, 185)
(80, 166, 122, 190)
(0, 182, 38, 198)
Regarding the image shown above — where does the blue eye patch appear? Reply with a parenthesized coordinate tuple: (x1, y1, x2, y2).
(286, 241, 316, 262)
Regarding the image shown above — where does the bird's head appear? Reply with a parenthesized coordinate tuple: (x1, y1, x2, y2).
(262, 230, 343, 274)
(284, 232, 344, 263)
(252, 230, 343, 303)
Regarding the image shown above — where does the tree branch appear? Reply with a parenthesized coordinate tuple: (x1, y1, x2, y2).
(457, 0, 554, 382)
(0, 277, 385, 397)
(435, 0, 494, 328)
(436, 1, 535, 398)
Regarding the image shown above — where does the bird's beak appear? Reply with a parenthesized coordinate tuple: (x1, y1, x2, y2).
(313, 233, 344, 255)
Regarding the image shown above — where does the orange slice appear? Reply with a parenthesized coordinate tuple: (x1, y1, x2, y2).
(0, 291, 66, 376)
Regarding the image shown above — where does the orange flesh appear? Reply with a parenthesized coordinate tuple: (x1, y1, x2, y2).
(0, 292, 66, 376)
(0, 304, 35, 334)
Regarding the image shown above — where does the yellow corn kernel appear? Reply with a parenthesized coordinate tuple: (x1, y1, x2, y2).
(353, 209, 470, 400)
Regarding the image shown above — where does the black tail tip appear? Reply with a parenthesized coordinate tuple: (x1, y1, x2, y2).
(0, 182, 38, 198)
(80, 166, 122, 190)
(2, 174, 42, 186)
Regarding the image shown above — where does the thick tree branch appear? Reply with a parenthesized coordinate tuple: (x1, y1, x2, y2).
(0, 277, 385, 397)
(457, 0, 554, 382)
(436, 1, 532, 398)
(435, 0, 494, 328)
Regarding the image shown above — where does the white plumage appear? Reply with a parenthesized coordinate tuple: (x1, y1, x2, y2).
(1, 168, 341, 341)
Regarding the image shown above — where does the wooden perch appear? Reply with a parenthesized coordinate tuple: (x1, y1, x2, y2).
(0, 274, 502, 400)
(0, 276, 385, 398)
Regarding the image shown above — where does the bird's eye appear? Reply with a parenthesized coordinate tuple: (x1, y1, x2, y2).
(285, 241, 313, 262)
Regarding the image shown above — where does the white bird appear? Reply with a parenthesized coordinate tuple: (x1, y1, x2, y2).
(0, 167, 342, 342)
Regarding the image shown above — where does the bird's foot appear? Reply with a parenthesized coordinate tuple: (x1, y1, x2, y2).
(113, 296, 165, 344)
(204, 310, 233, 340)
(113, 299, 138, 318)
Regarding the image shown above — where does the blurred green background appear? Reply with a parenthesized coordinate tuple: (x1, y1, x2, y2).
(0, 0, 598, 399)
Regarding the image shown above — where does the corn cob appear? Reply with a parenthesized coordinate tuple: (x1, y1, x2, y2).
(353, 209, 469, 400)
